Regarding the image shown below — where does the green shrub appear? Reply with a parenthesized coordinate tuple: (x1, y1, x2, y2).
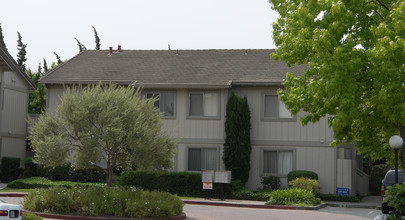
(117, 170, 232, 198)
(261, 175, 280, 190)
(290, 177, 319, 193)
(386, 184, 405, 213)
(369, 164, 391, 195)
(315, 193, 360, 202)
(39, 163, 70, 181)
(231, 188, 272, 201)
(22, 212, 43, 220)
(23, 158, 38, 178)
(386, 214, 405, 220)
(287, 170, 318, 183)
(68, 166, 106, 183)
(7, 177, 105, 189)
(1, 157, 22, 182)
(23, 187, 183, 218)
(266, 188, 321, 206)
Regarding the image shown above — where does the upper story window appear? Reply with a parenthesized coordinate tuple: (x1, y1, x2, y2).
(188, 92, 220, 118)
(263, 94, 294, 121)
(146, 92, 175, 117)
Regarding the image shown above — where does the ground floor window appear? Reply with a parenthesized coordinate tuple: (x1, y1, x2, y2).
(188, 147, 217, 171)
(263, 150, 293, 175)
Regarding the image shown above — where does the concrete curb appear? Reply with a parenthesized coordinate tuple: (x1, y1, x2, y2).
(24, 211, 187, 220)
(325, 202, 380, 210)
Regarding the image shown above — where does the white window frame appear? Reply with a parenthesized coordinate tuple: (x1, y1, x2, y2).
(187, 146, 220, 171)
(260, 147, 296, 177)
(261, 93, 296, 122)
(187, 91, 221, 119)
(145, 91, 176, 119)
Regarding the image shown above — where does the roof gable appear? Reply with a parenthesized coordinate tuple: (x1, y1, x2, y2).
(40, 49, 306, 88)
(0, 46, 36, 90)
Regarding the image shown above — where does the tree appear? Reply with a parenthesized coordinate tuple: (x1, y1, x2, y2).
(269, 0, 405, 167)
(0, 23, 7, 50)
(16, 32, 27, 71)
(43, 58, 49, 73)
(28, 84, 177, 187)
(223, 91, 251, 184)
(53, 52, 62, 64)
(26, 66, 46, 114)
(92, 26, 101, 50)
(74, 38, 87, 52)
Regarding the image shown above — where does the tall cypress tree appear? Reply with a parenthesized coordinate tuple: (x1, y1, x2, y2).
(53, 52, 62, 64)
(0, 23, 7, 50)
(43, 58, 49, 73)
(223, 91, 252, 184)
(17, 32, 27, 71)
(92, 26, 101, 50)
(74, 38, 87, 52)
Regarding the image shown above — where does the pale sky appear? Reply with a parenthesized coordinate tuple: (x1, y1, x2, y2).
(1, 0, 278, 70)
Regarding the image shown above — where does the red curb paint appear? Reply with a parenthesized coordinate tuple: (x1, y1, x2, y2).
(182, 200, 297, 210)
(0, 193, 27, 197)
(24, 211, 187, 220)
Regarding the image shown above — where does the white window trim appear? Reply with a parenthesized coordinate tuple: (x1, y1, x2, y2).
(187, 91, 221, 120)
(260, 147, 296, 177)
(145, 91, 177, 119)
(186, 145, 220, 172)
(261, 93, 296, 122)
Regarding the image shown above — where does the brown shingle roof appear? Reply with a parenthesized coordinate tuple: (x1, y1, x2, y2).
(40, 49, 306, 88)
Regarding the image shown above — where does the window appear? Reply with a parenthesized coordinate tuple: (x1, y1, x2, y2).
(188, 92, 219, 117)
(146, 92, 175, 117)
(188, 148, 217, 171)
(263, 150, 293, 175)
(263, 94, 292, 119)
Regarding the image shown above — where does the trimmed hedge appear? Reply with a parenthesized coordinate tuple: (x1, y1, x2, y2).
(7, 177, 105, 189)
(231, 188, 272, 201)
(287, 170, 318, 182)
(1, 157, 22, 182)
(369, 164, 391, 196)
(261, 175, 280, 190)
(23, 187, 183, 218)
(315, 193, 360, 202)
(117, 170, 232, 198)
(266, 188, 321, 206)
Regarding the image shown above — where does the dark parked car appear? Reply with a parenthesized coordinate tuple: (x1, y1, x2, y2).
(381, 169, 405, 214)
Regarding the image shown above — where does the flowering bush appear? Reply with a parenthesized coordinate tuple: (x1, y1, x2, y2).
(23, 186, 183, 218)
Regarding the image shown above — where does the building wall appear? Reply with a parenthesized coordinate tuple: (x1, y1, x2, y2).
(0, 68, 30, 162)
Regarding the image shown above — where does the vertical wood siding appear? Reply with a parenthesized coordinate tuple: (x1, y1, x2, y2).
(1, 89, 28, 134)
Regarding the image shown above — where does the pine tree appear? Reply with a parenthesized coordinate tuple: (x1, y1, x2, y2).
(0, 23, 7, 50)
(74, 38, 87, 52)
(53, 52, 62, 64)
(16, 32, 27, 71)
(223, 91, 252, 184)
(43, 58, 49, 73)
(92, 26, 101, 50)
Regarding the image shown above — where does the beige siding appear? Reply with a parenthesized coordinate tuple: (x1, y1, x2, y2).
(1, 89, 28, 135)
(1, 137, 26, 161)
(3, 71, 28, 88)
(46, 85, 65, 112)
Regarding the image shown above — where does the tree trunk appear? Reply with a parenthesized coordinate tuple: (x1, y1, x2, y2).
(400, 124, 405, 172)
(106, 158, 113, 187)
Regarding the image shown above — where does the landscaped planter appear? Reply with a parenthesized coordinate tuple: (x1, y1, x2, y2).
(24, 211, 186, 220)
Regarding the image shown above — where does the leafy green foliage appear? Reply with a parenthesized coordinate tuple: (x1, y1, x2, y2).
(53, 52, 62, 64)
(370, 164, 391, 195)
(231, 188, 272, 201)
(386, 214, 405, 220)
(74, 37, 87, 52)
(7, 177, 104, 189)
(290, 177, 319, 193)
(270, 0, 405, 165)
(266, 188, 321, 206)
(28, 84, 177, 187)
(223, 91, 251, 184)
(23, 157, 38, 178)
(23, 187, 183, 218)
(22, 212, 43, 220)
(26, 69, 46, 113)
(386, 184, 405, 213)
(16, 32, 27, 71)
(287, 170, 318, 182)
(261, 175, 280, 190)
(1, 157, 22, 182)
(315, 193, 360, 202)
